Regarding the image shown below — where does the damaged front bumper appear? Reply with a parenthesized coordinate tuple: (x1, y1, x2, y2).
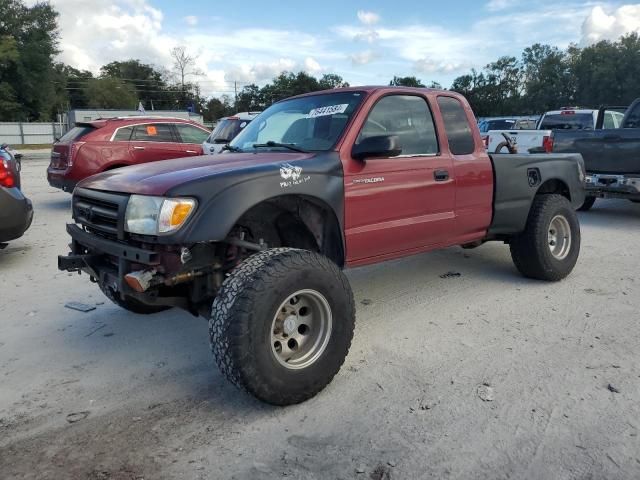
(59, 224, 224, 314)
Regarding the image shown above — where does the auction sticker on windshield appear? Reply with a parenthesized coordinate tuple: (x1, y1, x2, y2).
(308, 104, 349, 118)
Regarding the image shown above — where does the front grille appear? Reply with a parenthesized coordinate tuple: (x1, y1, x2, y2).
(72, 188, 129, 240)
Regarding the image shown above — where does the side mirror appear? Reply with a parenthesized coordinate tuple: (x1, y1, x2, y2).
(352, 135, 402, 161)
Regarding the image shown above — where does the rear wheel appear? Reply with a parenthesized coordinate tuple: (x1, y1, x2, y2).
(577, 196, 596, 211)
(510, 194, 580, 281)
(99, 283, 170, 314)
(209, 248, 355, 405)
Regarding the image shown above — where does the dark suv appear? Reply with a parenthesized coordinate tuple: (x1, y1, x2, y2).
(47, 117, 210, 192)
(0, 144, 33, 245)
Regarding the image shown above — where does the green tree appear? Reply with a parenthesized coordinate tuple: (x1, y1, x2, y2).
(0, 0, 60, 120)
(203, 94, 234, 120)
(100, 59, 170, 109)
(52, 63, 93, 110)
(318, 73, 349, 89)
(83, 77, 138, 109)
(521, 44, 572, 113)
(389, 76, 425, 87)
(236, 84, 263, 112)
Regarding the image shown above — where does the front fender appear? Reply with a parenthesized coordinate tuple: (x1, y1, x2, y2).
(162, 152, 345, 245)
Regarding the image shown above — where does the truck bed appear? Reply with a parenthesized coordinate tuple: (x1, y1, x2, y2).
(488, 153, 585, 235)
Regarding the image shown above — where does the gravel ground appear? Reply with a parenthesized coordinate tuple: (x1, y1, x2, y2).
(1, 155, 639, 479)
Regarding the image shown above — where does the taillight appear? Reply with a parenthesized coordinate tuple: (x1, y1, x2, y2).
(68, 141, 85, 167)
(543, 135, 553, 153)
(0, 159, 15, 188)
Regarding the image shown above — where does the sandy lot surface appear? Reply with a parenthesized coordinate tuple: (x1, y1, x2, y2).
(1, 155, 639, 479)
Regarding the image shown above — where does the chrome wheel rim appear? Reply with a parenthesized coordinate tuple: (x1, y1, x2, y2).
(548, 215, 572, 260)
(270, 289, 332, 370)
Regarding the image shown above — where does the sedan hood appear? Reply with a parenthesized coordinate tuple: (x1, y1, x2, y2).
(77, 152, 314, 196)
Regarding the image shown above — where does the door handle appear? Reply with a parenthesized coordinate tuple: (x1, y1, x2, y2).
(133, 146, 145, 150)
(434, 170, 449, 181)
(185, 150, 197, 154)
(603, 135, 621, 141)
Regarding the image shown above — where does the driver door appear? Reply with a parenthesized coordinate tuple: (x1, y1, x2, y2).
(343, 94, 456, 263)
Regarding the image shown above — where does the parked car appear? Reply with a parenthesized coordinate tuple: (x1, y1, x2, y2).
(0, 144, 33, 246)
(202, 112, 260, 154)
(59, 86, 585, 405)
(552, 98, 640, 210)
(47, 117, 210, 192)
(486, 107, 626, 154)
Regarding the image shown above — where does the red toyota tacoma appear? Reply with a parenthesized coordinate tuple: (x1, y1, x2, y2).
(58, 87, 586, 405)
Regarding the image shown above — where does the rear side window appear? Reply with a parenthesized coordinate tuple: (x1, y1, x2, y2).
(112, 126, 133, 141)
(437, 96, 475, 155)
(357, 95, 438, 156)
(131, 123, 174, 142)
(176, 124, 210, 144)
(59, 126, 95, 143)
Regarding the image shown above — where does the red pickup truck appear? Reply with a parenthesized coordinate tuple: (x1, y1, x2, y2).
(58, 87, 586, 405)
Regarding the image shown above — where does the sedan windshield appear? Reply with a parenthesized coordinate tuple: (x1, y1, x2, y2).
(230, 91, 365, 152)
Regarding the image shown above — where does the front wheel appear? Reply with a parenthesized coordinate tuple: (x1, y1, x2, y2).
(510, 194, 581, 281)
(209, 248, 355, 405)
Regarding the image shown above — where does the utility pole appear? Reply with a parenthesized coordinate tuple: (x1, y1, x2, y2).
(234, 81, 238, 111)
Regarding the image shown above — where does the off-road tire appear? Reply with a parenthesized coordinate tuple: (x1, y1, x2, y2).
(577, 196, 596, 211)
(510, 194, 580, 281)
(209, 248, 355, 405)
(99, 283, 170, 314)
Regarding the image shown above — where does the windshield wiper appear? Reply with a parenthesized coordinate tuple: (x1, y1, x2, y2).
(252, 141, 308, 153)
(222, 144, 242, 152)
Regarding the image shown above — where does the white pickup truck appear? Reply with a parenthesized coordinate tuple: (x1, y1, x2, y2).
(485, 107, 626, 154)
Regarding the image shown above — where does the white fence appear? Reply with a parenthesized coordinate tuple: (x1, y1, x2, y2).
(0, 122, 65, 145)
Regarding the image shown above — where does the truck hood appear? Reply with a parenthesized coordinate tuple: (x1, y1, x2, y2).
(77, 152, 315, 196)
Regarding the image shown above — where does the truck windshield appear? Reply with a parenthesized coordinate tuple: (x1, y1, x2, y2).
(539, 113, 594, 130)
(230, 91, 365, 152)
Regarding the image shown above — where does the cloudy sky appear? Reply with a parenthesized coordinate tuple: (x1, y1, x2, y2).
(29, 0, 640, 97)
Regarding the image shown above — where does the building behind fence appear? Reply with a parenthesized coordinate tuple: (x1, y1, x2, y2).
(0, 109, 205, 146)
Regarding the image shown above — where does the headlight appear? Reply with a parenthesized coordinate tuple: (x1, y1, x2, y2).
(125, 195, 196, 235)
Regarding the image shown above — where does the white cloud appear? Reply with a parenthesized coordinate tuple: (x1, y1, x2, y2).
(581, 5, 640, 44)
(350, 50, 379, 66)
(357, 10, 380, 25)
(414, 58, 467, 74)
(184, 15, 198, 26)
(304, 57, 323, 73)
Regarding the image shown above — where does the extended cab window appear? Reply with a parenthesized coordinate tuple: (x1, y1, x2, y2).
(437, 96, 475, 155)
(176, 124, 209, 144)
(357, 95, 438, 156)
(131, 123, 174, 142)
